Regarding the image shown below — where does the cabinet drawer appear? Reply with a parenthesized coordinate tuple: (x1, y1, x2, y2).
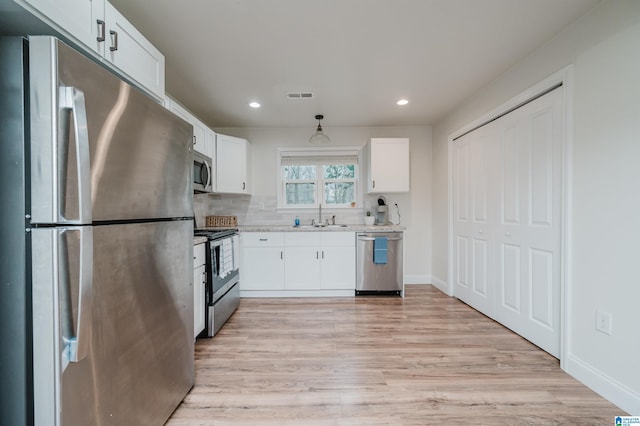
(241, 232, 284, 247)
(194, 242, 206, 267)
(285, 232, 321, 247)
(321, 231, 355, 247)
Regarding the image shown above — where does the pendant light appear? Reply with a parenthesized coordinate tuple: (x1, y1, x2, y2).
(309, 114, 330, 144)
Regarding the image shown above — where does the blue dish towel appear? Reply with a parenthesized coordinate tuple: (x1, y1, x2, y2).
(373, 237, 388, 264)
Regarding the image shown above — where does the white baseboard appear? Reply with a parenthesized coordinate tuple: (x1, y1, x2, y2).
(565, 353, 640, 415)
(404, 275, 431, 284)
(240, 289, 354, 298)
(431, 275, 453, 296)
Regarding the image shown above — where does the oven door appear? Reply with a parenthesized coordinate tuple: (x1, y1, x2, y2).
(208, 237, 239, 299)
(193, 151, 212, 193)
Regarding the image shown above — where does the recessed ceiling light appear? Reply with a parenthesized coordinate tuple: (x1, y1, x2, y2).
(249, 101, 261, 108)
(397, 99, 409, 106)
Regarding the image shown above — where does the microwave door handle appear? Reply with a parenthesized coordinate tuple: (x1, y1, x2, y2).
(204, 159, 212, 189)
(60, 86, 93, 224)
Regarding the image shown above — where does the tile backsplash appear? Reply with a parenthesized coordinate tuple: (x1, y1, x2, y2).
(193, 193, 381, 228)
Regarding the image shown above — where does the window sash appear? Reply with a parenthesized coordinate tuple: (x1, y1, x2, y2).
(282, 164, 357, 207)
(278, 147, 362, 209)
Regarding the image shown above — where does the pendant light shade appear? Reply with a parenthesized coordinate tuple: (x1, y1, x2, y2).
(309, 114, 330, 144)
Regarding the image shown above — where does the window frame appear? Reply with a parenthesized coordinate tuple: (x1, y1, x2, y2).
(277, 147, 363, 210)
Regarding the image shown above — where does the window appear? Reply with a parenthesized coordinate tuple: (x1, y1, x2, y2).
(279, 149, 360, 209)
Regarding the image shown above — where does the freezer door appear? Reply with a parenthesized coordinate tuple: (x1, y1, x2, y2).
(32, 226, 95, 426)
(29, 36, 193, 224)
(32, 220, 194, 425)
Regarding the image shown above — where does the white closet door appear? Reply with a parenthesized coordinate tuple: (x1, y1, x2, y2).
(494, 88, 563, 357)
(453, 86, 563, 358)
(453, 123, 496, 317)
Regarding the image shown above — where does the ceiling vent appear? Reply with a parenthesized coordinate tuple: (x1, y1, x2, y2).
(287, 92, 314, 100)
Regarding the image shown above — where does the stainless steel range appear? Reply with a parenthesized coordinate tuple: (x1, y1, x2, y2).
(194, 229, 240, 336)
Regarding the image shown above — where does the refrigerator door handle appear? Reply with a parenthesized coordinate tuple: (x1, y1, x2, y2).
(60, 227, 94, 365)
(60, 86, 93, 224)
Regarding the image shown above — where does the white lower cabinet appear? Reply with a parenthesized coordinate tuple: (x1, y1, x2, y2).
(193, 242, 206, 339)
(242, 247, 285, 290)
(284, 233, 322, 290)
(320, 245, 356, 290)
(241, 231, 355, 295)
(240, 233, 285, 291)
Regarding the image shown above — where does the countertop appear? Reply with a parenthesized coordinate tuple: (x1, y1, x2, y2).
(237, 224, 406, 232)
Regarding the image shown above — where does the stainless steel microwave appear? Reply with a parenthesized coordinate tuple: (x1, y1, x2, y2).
(193, 151, 213, 193)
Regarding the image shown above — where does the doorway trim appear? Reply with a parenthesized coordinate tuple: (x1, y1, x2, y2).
(446, 65, 573, 369)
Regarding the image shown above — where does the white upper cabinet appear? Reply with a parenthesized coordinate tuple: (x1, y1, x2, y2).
(104, 2, 164, 99)
(366, 138, 410, 193)
(16, 0, 105, 54)
(190, 118, 206, 156)
(13, 0, 164, 100)
(216, 134, 251, 195)
(166, 98, 214, 158)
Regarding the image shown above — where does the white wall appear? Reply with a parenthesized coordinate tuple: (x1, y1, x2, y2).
(431, 0, 640, 414)
(205, 125, 432, 284)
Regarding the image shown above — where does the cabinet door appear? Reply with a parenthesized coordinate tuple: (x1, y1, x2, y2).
(241, 247, 285, 290)
(18, 0, 105, 54)
(216, 134, 249, 194)
(320, 246, 356, 290)
(284, 247, 321, 290)
(191, 118, 207, 157)
(104, 2, 165, 100)
(193, 264, 206, 338)
(368, 138, 410, 193)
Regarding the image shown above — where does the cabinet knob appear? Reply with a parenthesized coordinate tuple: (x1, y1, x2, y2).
(505, 232, 511, 237)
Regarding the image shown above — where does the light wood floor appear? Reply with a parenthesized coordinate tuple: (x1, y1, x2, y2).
(167, 285, 623, 425)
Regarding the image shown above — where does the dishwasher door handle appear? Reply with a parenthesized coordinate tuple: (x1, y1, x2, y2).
(357, 237, 403, 241)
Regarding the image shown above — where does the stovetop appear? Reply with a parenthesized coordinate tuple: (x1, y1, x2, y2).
(194, 228, 238, 239)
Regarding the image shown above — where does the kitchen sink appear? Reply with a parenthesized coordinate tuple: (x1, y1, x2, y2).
(293, 224, 349, 228)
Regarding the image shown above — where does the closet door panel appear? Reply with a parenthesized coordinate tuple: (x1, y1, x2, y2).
(453, 85, 563, 358)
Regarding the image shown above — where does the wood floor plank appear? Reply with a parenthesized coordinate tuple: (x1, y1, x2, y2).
(167, 285, 624, 425)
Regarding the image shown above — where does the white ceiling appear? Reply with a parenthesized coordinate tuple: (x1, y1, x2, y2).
(109, 0, 599, 129)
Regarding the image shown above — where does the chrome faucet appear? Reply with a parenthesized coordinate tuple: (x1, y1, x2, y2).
(318, 203, 322, 225)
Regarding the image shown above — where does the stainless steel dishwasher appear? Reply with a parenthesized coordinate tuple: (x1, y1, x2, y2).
(356, 232, 403, 295)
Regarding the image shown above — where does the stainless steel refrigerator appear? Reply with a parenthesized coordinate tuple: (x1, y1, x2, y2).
(0, 36, 194, 425)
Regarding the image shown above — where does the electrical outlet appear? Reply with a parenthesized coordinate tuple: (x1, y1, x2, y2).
(595, 309, 613, 335)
